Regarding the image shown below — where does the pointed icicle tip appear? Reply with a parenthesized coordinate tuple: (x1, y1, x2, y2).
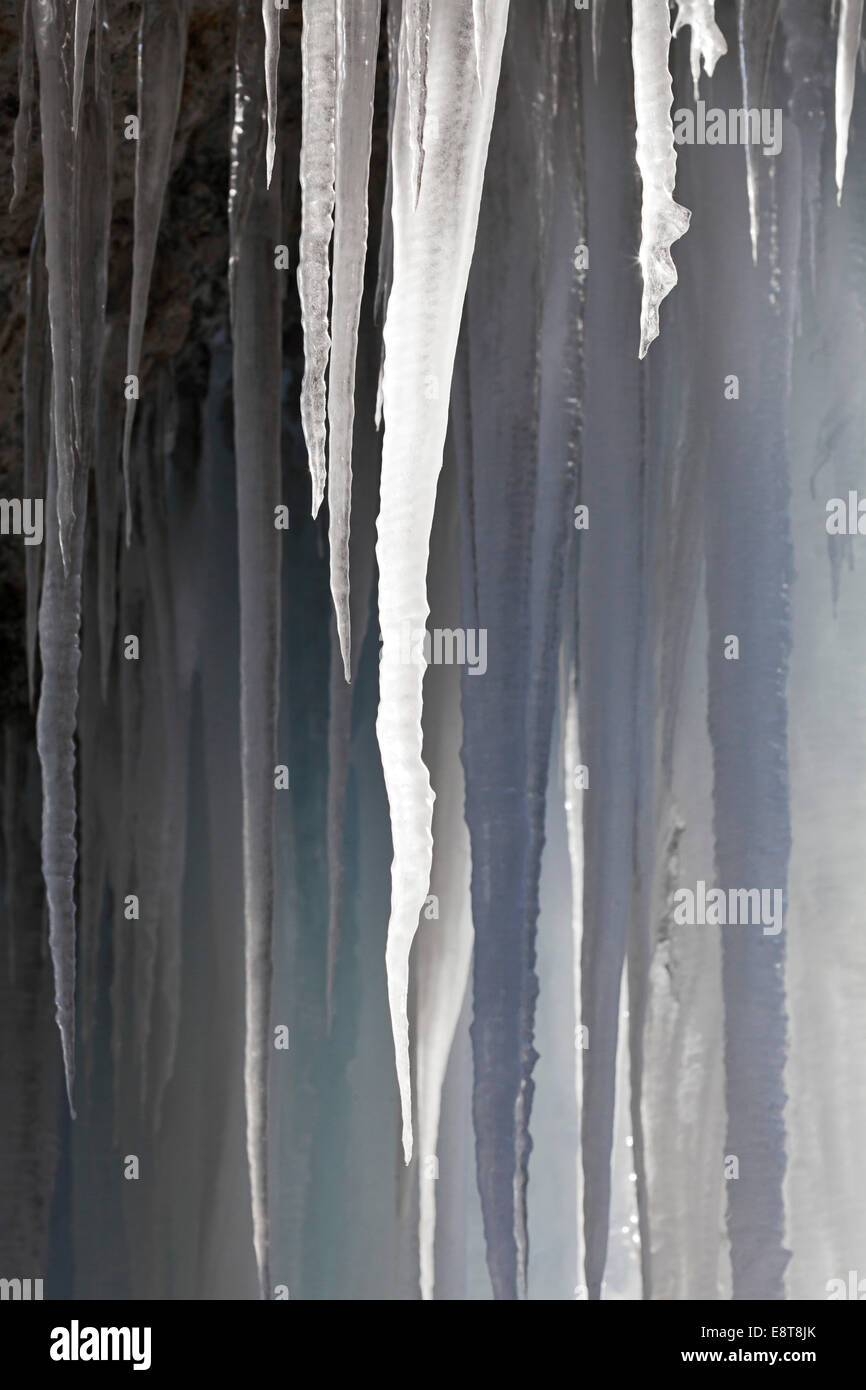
(835, 0, 864, 206)
(263, 0, 281, 190)
(632, 0, 691, 358)
(405, 0, 431, 208)
(672, 0, 727, 103)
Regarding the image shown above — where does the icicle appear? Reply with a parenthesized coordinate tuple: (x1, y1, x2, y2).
(263, 0, 280, 189)
(298, 0, 336, 518)
(328, 0, 380, 682)
(415, 436, 473, 1301)
(672, 0, 727, 100)
(404, 1, 431, 206)
(10, 0, 36, 212)
(472, 0, 486, 89)
(121, 0, 189, 544)
(632, 0, 690, 359)
(230, 0, 284, 1299)
(377, 0, 509, 1167)
(515, 8, 584, 1296)
(32, 0, 79, 566)
(835, 0, 864, 204)
(36, 435, 86, 1116)
(780, 0, 834, 291)
(737, 0, 779, 263)
(563, 662, 585, 1299)
(374, 0, 402, 328)
(72, 0, 94, 133)
(23, 212, 50, 705)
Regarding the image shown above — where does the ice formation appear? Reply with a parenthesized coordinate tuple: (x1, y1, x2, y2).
(3, 0, 866, 1305)
(632, 0, 691, 358)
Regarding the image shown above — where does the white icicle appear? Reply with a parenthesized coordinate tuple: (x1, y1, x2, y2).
(72, 0, 95, 133)
(835, 0, 864, 205)
(632, 0, 691, 359)
(263, 0, 280, 189)
(328, 0, 380, 681)
(471, 0, 486, 89)
(672, 0, 727, 101)
(415, 444, 473, 1301)
(377, 0, 509, 1164)
(298, 0, 336, 518)
(404, 0, 431, 206)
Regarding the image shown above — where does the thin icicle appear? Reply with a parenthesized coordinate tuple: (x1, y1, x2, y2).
(835, 0, 864, 204)
(672, 0, 727, 100)
(122, 0, 189, 544)
(328, 0, 380, 681)
(377, 0, 509, 1166)
(374, 0, 402, 328)
(632, 0, 690, 359)
(23, 212, 50, 705)
(32, 0, 79, 566)
(298, 0, 336, 518)
(737, 0, 779, 263)
(11, 0, 36, 212)
(36, 436, 86, 1116)
(231, 0, 284, 1299)
(72, 0, 95, 133)
(563, 663, 585, 1301)
(263, 0, 280, 189)
(404, 0, 431, 206)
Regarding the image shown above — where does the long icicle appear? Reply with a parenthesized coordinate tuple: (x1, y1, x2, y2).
(632, 0, 690, 359)
(328, 0, 381, 681)
(23, 211, 50, 706)
(32, 0, 79, 567)
(298, 0, 336, 518)
(121, 0, 189, 543)
(230, 0, 283, 1300)
(377, 0, 510, 1167)
(262, 0, 280, 188)
(835, 0, 864, 204)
